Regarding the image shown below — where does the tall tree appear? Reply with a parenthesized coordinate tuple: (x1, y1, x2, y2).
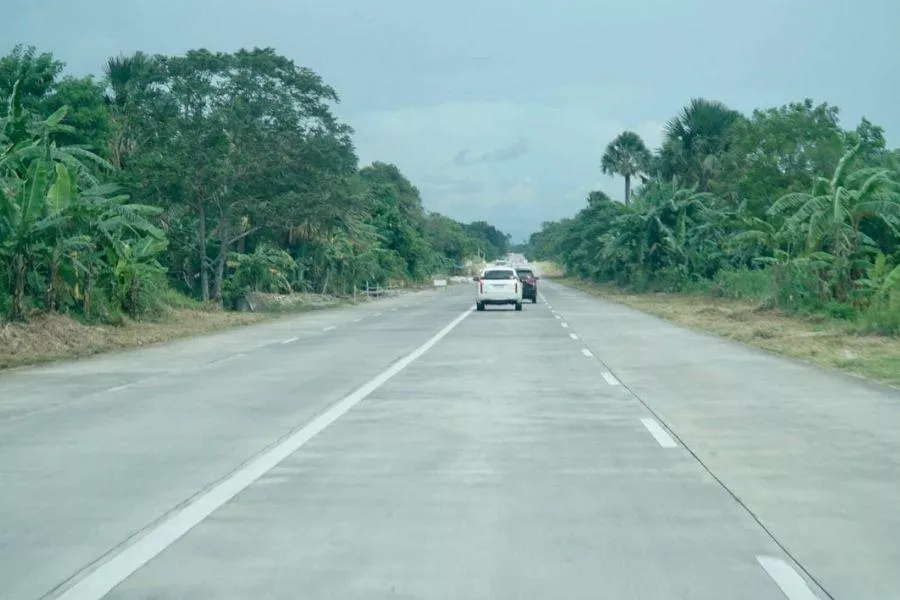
(663, 98, 741, 191)
(601, 131, 651, 205)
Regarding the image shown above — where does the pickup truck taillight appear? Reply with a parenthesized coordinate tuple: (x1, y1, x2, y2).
(514, 282, 518, 293)
(479, 280, 484, 293)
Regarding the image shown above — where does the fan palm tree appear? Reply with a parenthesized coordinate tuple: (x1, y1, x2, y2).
(601, 131, 651, 206)
(664, 98, 741, 191)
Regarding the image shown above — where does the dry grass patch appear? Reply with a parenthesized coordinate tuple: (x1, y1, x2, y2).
(562, 278, 900, 388)
(0, 308, 266, 370)
(534, 261, 564, 278)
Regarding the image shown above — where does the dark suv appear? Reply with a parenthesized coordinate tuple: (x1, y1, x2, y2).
(515, 268, 538, 303)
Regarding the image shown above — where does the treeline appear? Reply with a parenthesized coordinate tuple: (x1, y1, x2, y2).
(529, 98, 900, 333)
(0, 45, 508, 322)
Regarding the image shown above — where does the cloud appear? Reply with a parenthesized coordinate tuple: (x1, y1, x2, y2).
(453, 137, 529, 167)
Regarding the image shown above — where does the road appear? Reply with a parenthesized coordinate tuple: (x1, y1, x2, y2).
(1, 280, 898, 599)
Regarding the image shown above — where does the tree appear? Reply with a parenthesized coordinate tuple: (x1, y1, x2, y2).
(601, 131, 651, 205)
(663, 98, 741, 191)
(720, 100, 846, 212)
(0, 45, 63, 110)
(2, 45, 508, 321)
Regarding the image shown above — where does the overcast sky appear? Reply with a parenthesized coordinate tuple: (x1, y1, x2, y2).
(4, 1, 899, 241)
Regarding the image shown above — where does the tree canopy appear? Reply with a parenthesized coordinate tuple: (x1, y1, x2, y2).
(529, 97, 900, 333)
(0, 45, 507, 321)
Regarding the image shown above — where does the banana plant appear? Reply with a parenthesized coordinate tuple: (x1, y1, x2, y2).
(108, 235, 168, 316)
(0, 160, 55, 319)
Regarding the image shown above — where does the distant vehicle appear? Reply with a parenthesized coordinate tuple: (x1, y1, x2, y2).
(474, 267, 523, 311)
(514, 267, 538, 303)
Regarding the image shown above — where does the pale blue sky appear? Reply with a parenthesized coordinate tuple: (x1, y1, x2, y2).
(4, 1, 899, 241)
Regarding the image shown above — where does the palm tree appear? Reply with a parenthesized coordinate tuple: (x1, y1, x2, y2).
(664, 98, 741, 191)
(103, 52, 155, 169)
(601, 131, 651, 206)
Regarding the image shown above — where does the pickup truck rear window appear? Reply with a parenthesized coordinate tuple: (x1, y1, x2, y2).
(483, 270, 517, 280)
(516, 270, 534, 278)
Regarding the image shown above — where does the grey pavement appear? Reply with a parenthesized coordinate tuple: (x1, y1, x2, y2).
(0, 279, 896, 599)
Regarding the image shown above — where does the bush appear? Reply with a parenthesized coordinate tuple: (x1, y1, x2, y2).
(823, 301, 856, 320)
(709, 268, 774, 301)
(858, 297, 900, 335)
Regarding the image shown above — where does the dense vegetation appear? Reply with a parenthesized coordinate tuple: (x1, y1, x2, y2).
(0, 45, 508, 322)
(529, 98, 900, 333)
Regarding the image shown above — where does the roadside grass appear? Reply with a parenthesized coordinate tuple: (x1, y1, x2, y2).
(533, 261, 564, 278)
(0, 286, 429, 371)
(0, 308, 266, 370)
(559, 278, 900, 388)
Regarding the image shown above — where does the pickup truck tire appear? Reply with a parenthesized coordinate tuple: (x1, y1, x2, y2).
(515, 302, 523, 311)
(531, 296, 537, 304)
(476, 302, 485, 311)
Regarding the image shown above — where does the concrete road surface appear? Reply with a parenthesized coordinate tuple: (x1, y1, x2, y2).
(1, 281, 897, 599)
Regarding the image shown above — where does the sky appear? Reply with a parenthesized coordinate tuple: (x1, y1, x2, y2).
(4, 1, 900, 242)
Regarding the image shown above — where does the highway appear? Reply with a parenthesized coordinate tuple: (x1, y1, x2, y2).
(1, 280, 898, 599)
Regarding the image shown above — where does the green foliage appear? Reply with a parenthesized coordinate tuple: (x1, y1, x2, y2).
(528, 97, 900, 335)
(601, 131, 651, 205)
(1, 45, 508, 322)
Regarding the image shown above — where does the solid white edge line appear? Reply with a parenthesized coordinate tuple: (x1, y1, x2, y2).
(280, 337, 299, 345)
(569, 333, 578, 340)
(601, 372, 620, 386)
(107, 384, 132, 393)
(640, 418, 678, 448)
(580, 348, 593, 357)
(323, 326, 337, 332)
(756, 556, 821, 600)
(56, 307, 474, 600)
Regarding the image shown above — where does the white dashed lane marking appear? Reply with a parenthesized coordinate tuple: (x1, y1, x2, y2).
(641, 418, 678, 448)
(756, 556, 821, 600)
(601, 372, 620, 386)
(581, 348, 593, 358)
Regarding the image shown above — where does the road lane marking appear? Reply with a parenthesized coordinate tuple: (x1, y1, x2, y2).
(107, 384, 133, 392)
(561, 322, 569, 328)
(601, 372, 620, 386)
(641, 418, 678, 448)
(581, 348, 593, 357)
(352, 318, 362, 323)
(756, 556, 821, 600)
(323, 326, 336, 332)
(391, 307, 398, 311)
(54, 306, 474, 600)
(569, 333, 578, 340)
(206, 353, 245, 366)
(554, 315, 561, 320)
(374, 312, 382, 317)
(281, 337, 299, 345)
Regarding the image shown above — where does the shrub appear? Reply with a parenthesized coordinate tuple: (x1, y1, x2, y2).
(710, 268, 773, 301)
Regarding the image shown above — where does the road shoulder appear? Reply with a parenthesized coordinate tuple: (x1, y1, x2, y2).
(554, 277, 900, 388)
